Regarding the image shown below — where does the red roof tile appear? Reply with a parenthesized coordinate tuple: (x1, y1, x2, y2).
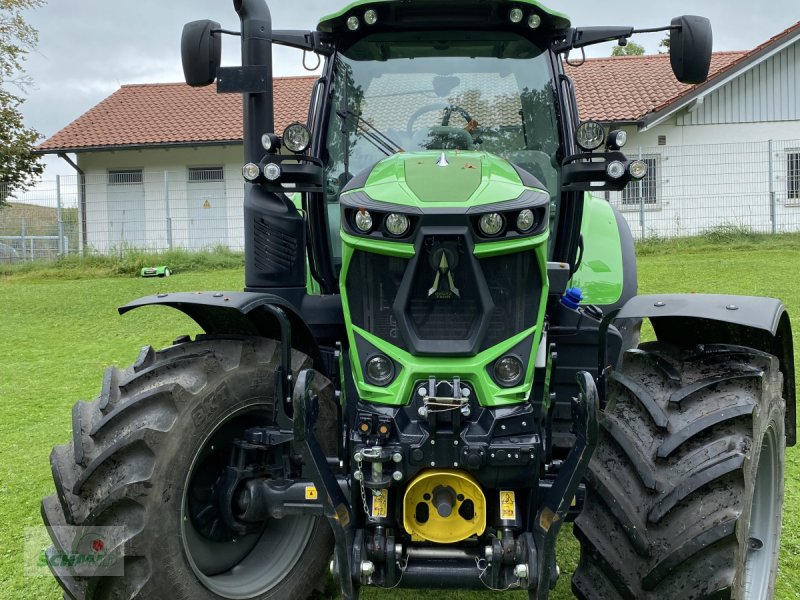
(38, 76, 316, 152)
(565, 51, 746, 122)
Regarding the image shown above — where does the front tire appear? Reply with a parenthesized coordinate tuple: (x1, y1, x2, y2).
(572, 342, 785, 599)
(42, 336, 336, 599)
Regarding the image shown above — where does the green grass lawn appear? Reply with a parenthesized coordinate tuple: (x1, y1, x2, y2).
(1, 239, 799, 599)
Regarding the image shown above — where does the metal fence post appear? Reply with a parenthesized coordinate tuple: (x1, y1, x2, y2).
(20, 218, 26, 261)
(164, 171, 173, 250)
(768, 140, 776, 234)
(56, 174, 65, 255)
(78, 176, 85, 257)
(638, 147, 645, 237)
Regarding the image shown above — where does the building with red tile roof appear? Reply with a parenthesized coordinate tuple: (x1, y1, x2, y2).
(35, 21, 800, 250)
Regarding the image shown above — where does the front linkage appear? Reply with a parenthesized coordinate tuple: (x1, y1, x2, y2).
(288, 364, 599, 598)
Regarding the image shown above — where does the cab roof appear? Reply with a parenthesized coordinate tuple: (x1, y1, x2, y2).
(318, 0, 571, 35)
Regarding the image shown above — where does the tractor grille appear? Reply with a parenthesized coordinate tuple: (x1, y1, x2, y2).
(345, 237, 541, 354)
(406, 236, 481, 341)
(481, 250, 541, 349)
(346, 250, 409, 348)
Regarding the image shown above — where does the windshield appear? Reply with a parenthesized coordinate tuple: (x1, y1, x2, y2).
(322, 31, 561, 264)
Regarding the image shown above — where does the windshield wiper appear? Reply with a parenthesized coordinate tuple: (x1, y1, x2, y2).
(337, 109, 404, 156)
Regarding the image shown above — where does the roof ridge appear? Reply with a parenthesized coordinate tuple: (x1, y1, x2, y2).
(120, 74, 319, 89)
(578, 49, 747, 63)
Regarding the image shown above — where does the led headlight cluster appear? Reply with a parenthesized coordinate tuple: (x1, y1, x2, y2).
(348, 208, 415, 238)
(475, 208, 542, 238)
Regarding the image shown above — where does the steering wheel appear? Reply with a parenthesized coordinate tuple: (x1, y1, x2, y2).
(406, 103, 479, 150)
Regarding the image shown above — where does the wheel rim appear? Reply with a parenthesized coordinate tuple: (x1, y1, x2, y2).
(743, 421, 781, 599)
(181, 406, 315, 599)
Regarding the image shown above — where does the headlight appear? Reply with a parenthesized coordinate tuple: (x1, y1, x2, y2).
(355, 209, 373, 233)
(607, 161, 625, 180)
(365, 355, 394, 386)
(528, 14, 542, 29)
(629, 160, 648, 180)
(242, 163, 261, 181)
(385, 213, 410, 237)
(576, 121, 606, 152)
(283, 123, 311, 153)
(494, 355, 524, 387)
(264, 163, 282, 181)
(479, 213, 505, 237)
(516, 209, 536, 232)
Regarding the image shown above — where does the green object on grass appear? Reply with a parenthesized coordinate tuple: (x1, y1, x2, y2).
(140, 266, 171, 278)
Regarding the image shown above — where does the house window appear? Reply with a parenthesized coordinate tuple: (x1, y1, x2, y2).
(188, 167, 224, 183)
(788, 152, 800, 202)
(108, 170, 143, 185)
(622, 156, 659, 207)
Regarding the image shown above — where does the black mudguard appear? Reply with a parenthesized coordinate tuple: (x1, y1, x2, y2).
(613, 293, 796, 445)
(119, 291, 344, 374)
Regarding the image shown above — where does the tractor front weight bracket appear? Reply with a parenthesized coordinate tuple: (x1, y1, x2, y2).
(293, 369, 359, 600)
(532, 371, 599, 597)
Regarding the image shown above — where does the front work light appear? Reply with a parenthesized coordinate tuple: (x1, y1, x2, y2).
(347, 16, 360, 31)
(607, 129, 628, 150)
(283, 123, 311, 153)
(364, 9, 378, 25)
(479, 213, 505, 237)
(576, 121, 606, 152)
(385, 213, 410, 237)
(261, 133, 280, 152)
(366, 355, 394, 386)
(509, 8, 524, 23)
(528, 14, 542, 29)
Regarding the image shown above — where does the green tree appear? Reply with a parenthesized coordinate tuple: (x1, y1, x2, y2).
(659, 35, 670, 54)
(611, 41, 645, 56)
(0, 0, 45, 207)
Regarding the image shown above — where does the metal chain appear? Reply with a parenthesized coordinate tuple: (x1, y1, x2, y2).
(355, 457, 371, 518)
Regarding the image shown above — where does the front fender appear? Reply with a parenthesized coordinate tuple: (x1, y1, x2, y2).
(119, 291, 342, 371)
(615, 293, 796, 445)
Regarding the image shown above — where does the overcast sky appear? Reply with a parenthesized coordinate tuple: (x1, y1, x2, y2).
(17, 0, 800, 179)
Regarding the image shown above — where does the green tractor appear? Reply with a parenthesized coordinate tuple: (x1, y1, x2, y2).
(43, 1, 796, 598)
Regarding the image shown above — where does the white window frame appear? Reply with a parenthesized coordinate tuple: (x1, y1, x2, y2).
(620, 154, 661, 211)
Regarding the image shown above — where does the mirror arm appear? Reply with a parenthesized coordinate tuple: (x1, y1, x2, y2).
(272, 30, 335, 55)
(553, 24, 680, 54)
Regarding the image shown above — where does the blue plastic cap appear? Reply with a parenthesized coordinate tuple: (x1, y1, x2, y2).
(561, 287, 584, 310)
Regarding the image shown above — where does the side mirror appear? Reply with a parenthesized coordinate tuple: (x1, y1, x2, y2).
(181, 20, 222, 87)
(670, 16, 713, 84)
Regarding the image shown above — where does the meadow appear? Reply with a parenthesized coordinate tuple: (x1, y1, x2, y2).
(1, 234, 798, 599)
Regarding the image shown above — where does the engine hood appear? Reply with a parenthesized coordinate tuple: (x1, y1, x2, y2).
(342, 151, 539, 211)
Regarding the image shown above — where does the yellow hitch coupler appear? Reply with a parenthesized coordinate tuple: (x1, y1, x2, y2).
(403, 470, 486, 543)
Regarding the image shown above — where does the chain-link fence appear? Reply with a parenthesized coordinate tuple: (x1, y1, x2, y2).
(2, 139, 799, 263)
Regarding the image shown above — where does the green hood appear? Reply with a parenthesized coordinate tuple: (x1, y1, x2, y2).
(345, 150, 540, 210)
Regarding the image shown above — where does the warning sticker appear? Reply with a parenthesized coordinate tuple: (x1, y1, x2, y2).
(371, 489, 388, 519)
(202, 199, 212, 209)
(500, 490, 516, 521)
(305, 485, 318, 500)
